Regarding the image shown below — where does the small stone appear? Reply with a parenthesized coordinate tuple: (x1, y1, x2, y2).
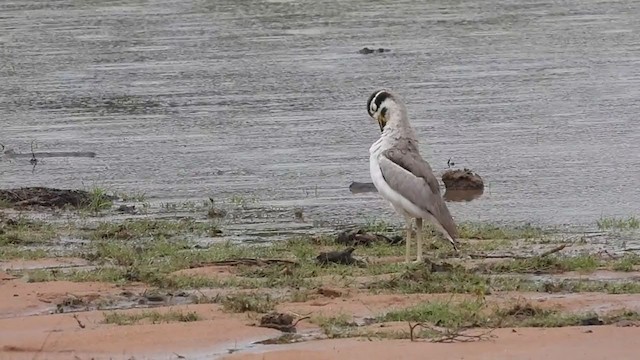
(442, 168, 484, 191)
(317, 287, 342, 298)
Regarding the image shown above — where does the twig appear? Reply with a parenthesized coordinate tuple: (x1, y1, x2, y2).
(468, 253, 529, 260)
(173, 352, 186, 359)
(469, 243, 568, 260)
(407, 322, 494, 343)
(408, 322, 422, 341)
(72, 314, 85, 329)
(292, 316, 311, 327)
(538, 244, 567, 257)
(193, 258, 299, 267)
(30, 140, 38, 172)
(622, 248, 640, 253)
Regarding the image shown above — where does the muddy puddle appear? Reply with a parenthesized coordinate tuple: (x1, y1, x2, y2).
(1, 0, 639, 233)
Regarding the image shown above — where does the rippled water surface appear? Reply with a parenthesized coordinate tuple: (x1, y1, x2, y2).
(1, 0, 639, 230)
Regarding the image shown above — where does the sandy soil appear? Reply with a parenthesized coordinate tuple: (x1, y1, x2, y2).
(3, 266, 640, 360)
(224, 326, 640, 360)
(3, 226, 640, 360)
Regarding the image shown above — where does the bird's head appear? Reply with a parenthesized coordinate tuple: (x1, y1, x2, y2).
(366, 89, 403, 132)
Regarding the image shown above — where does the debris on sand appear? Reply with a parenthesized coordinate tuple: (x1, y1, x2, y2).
(336, 228, 403, 246)
(259, 312, 297, 333)
(358, 47, 390, 54)
(441, 168, 484, 191)
(422, 258, 456, 273)
(316, 247, 362, 266)
(317, 287, 343, 298)
(0, 187, 112, 209)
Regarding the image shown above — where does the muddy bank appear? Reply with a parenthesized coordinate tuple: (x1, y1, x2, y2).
(0, 187, 110, 209)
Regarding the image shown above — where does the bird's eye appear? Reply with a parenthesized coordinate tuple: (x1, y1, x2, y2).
(381, 107, 387, 116)
(370, 103, 377, 113)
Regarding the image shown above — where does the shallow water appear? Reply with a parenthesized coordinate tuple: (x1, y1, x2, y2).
(1, 0, 639, 231)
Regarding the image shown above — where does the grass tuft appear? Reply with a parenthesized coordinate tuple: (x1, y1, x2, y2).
(102, 309, 200, 325)
(597, 216, 640, 230)
(221, 292, 276, 313)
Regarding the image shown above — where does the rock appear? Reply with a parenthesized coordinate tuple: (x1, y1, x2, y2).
(259, 312, 297, 333)
(443, 189, 484, 202)
(358, 47, 390, 54)
(317, 287, 343, 298)
(441, 168, 484, 191)
(348, 181, 377, 194)
(117, 205, 137, 214)
(580, 315, 604, 326)
(316, 247, 359, 266)
(207, 208, 227, 218)
(615, 320, 639, 327)
(336, 228, 402, 246)
(423, 258, 456, 273)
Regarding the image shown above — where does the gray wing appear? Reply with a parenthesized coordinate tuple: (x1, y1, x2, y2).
(379, 139, 458, 238)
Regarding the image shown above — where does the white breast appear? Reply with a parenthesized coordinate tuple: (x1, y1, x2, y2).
(369, 136, 428, 220)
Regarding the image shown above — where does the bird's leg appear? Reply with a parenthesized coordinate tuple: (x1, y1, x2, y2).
(416, 218, 423, 262)
(404, 217, 413, 263)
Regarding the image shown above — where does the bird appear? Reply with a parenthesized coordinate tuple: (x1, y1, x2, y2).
(366, 89, 459, 263)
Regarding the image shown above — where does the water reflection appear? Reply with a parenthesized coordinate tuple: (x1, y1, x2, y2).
(443, 188, 484, 202)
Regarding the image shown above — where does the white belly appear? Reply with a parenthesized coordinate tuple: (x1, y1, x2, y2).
(369, 140, 427, 219)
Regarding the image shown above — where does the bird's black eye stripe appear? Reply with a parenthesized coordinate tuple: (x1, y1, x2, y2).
(373, 91, 389, 111)
(367, 91, 378, 115)
(380, 107, 387, 116)
(367, 90, 390, 115)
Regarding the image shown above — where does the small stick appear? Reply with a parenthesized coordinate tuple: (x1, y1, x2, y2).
(539, 244, 566, 257)
(292, 316, 311, 327)
(72, 314, 85, 329)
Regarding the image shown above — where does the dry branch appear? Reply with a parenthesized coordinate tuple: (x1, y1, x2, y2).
(407, 322, 495, 343)
(192, 258, 298, 268)
(469, 243, 568, 260)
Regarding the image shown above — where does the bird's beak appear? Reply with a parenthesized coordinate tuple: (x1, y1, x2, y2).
(377, 116, 386, 132)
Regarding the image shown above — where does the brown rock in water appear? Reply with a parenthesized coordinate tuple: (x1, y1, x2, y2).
(441, 168, 484, 191)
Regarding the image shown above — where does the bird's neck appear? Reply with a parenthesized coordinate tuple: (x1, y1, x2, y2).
(381, 107, 417, 141)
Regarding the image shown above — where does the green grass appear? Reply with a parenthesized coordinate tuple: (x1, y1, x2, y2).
(597, 216, 640, 230)
(484, 254, 600, 274)
(382, 299, 485, 328)
(312, 313, 357, 338)
(540, 279, 640, 294)
(221, 292, 277, 313)
(0, 198, 11, 209)
(368, 265, 490, 295)
(361, 218, 396, 233)
(90, 218, 221, 240)
(0, 217, 59, 246)
(382, 300, 640, 329)
(0, 246, 49, 259)
(86, 187, 113, 214)
(102, 309, 200, 325)
(612, 254, 640, 272)
(117, 191, 147, 202)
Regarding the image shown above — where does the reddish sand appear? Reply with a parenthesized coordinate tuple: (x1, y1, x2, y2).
(224, 326, 640, 360)
(3, 262, 640, 360)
